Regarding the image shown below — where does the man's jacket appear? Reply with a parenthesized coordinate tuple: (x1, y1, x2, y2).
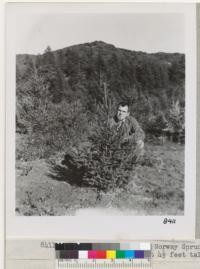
(109, 115, 145, 145)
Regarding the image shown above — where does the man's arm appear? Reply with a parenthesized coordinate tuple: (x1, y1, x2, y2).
(123, 117, 145, 147)
(129, 117, 145, 159)
(131, 117, 145, 143)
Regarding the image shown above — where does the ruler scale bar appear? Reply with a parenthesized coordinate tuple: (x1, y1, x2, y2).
(56, 259, 151, 269)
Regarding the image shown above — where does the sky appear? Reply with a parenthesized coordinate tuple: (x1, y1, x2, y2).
(16, 13, 185, 55)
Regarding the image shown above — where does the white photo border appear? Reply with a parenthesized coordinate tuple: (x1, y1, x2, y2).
(6, 2, 197, 240)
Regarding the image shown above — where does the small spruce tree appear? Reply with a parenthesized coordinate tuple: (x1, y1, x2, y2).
(75, 83, 135, 193)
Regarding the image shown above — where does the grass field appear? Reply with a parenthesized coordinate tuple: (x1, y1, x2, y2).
(16, 141, 184, 216)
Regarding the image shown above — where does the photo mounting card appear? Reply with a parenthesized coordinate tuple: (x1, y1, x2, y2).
(6, 2, 196, 240)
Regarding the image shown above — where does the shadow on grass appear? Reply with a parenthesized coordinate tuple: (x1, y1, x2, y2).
(47, 153, 89, 187)
(47, 151, 156, 189)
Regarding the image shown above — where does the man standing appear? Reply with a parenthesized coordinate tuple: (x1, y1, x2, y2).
(109, 102, 145, 162)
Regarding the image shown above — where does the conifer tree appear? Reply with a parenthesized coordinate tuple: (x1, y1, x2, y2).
(68, 83, 135, 193)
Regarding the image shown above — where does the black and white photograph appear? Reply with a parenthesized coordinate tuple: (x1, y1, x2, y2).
(5, 4, 195, 238)
(5, 2, 197, 240)
(14, 9, 187, 217)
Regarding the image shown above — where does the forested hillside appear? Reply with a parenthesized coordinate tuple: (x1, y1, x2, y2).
(16, 41, 185, 160)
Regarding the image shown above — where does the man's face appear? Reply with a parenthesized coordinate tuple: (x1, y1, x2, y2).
(117, 105, 129, 121)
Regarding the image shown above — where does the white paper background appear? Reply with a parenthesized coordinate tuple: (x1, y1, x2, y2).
(5, 2, 197, 240)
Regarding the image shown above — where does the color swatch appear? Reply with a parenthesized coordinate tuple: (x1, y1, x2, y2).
(55, 242, 151, 251)
(55, 243, 151, 260)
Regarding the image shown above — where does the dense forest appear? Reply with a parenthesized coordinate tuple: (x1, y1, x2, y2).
(16, 41, 185, 161)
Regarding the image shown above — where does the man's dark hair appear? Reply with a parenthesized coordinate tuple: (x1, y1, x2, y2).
(118, 101, 130, 110)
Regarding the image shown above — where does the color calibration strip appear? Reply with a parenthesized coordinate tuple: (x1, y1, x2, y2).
(55, 243, 151, 268)
(56, 249, 151, 259)
(55, 242, 151, 259)
(55, 242, 151, 251)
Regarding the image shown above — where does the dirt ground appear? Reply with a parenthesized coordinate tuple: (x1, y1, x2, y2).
(16, 142, 184, 216)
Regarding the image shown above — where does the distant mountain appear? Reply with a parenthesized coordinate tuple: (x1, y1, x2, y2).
(16, 40, 185, 133)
